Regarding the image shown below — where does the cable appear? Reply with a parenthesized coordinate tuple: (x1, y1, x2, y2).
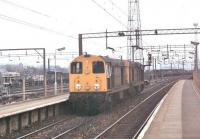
(0, 0, 82, 33)
(0, 14, 77, 39)
(108, 0, 128, 16)
(0, 0, 52, 18)
(91, 0, 127, 28)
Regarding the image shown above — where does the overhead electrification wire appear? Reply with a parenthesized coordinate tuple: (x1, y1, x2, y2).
(91, 0, 127, 28)
(108, 0, 128, 16)
(0, 0, 52, 18)
(0, 14, 77, 39)
(0, 0, 80, 34)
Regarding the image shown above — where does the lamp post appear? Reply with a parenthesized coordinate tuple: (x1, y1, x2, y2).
(54, 47, 65, 95)
(175, 54, 179, 69)
(158, 61, 163, 80)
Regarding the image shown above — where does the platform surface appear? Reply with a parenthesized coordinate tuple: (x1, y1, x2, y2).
(143, 80, 200, 139)
(0, 93, 69, 119)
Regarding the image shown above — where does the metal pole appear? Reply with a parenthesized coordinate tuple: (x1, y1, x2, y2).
(136, 29, 139, 48)
(160, 63, 162, 79)
(43, 48, 47, 97)
(149, 63, 151, 81)
(132, 45, 134, 62)
(196, 44, 198, 70)
(152, 58, 155, 80)
(79, 34, 83, 56)
(22, 77, 25, 101)
(167, 44, 169, 59)
(191, 41, 199, 71)
(155, 58, 157, 79)
(178, 55, 179, 69)
(61, 74, 63, 94)
(106, 29, 108, 49)
(54, 50, 57, 95)
(143, 58, 144, 66)
(171, 63, 172, 71)
(133, 29, 139, 62)
(194, 23, 198, 71)
(194, 50, 196, 70)
(184, 44, 186, 59)
(48, 58, 50, 72)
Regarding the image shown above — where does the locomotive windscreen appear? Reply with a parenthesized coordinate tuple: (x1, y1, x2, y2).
(93, 61, 105, 73)
(71, 62, 82, 74)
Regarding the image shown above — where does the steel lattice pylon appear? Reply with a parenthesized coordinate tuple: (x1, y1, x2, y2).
(127, 0, 142, 62)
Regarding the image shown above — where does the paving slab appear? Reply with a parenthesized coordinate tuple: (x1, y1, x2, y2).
(143, 80, 200, 139)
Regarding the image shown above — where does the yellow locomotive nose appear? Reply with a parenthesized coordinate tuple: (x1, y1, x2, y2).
(85, 82, 91, 91)
(69, 55, 107, 93)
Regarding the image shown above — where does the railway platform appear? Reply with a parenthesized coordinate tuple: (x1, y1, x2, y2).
(0, 93, 69, 119)
(0, 93, 69, 136)
(140, 80, 200, 139)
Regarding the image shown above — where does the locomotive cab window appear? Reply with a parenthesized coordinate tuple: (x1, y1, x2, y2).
(71, 62, 82, 74)
(93, 61, 105, 73)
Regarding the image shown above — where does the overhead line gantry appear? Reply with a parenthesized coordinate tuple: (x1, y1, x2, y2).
(78, 27, 200, 56)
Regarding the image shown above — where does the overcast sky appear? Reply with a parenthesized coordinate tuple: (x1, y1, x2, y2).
(0, 0, 199, 68)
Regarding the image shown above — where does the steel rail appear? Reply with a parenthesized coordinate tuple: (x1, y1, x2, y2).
(93, 81, 174, 139)
(132, 93, 168, 139)
(17, 118, 70, 139)
(52, 119, 93, 139)
(52, 124, 82, 139)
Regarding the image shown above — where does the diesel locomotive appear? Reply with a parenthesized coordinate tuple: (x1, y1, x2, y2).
(69, 54, 144, 114)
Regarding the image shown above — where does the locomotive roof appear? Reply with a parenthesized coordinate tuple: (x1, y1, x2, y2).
(72, 54, 143, 67)
(101, 56, 142, 66)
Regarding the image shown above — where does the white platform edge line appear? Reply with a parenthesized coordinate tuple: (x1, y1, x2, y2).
(136, 93, 169, 139)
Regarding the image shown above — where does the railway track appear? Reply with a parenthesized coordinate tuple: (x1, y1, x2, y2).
(92, 81, 175, 139)
(16, 115, 92, 139)
(132, 94, 168, 139)
(16, 78, 177, 139)
(16, 117, 71, 139)
(52, 125, 81, 139)
(51, 120, 91, 139)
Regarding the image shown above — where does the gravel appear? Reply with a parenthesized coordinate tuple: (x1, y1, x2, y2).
(9, 76, 184, 139)
(64, 78, 177, 139)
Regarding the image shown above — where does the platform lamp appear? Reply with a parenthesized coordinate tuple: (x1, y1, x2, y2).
(54, 47, 65, 95)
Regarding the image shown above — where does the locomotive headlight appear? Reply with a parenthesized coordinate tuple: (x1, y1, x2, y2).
(94, 83, 100, 90)
(75, 83, 81, 90)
